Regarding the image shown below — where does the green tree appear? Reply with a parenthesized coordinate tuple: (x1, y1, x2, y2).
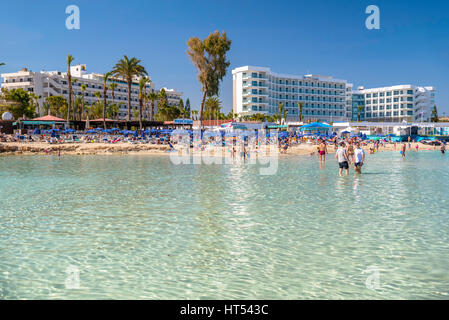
(431, 105, 439, 122)
(46, 95, 68, 118)
(102, 72, 112, 129)
(109, 83, 117, 104)
(357, 105, 364, 122)
(147, 92, 158, 121)
(185, 98, 191, 118)
(187, 31, 232, 129)
(204, 97, 222, 120)
(80, 84, 87, 120)
(112, 56, 147, 122)
(66, 54, 75, 126)
(138, 77, 150, 129)
(1, 88, 35, 119)
(277, 103, 284, 125)
(297, 102, 304, 122)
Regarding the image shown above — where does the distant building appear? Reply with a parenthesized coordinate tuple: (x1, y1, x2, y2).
(1, 65, 182, 119)
(232, 66, 351, 123)
(356, 85, 435, 122)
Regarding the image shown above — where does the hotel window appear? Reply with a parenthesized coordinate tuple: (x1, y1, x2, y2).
(394, 98, 399, 102)
(407, 104, 413, 108)
(407, 97, 413, 102)
(366, 113, 371, 118)
(387, 92, 392, 96)
(407, 90, 414, 94)
(407, 111, 413, 115)
(394, 111, 398, 116)
(366, 94, 371, 98)
(373, 93, 378, 98)
(373, 100, 378, 104)
(380, 92, 385, 97)
(394, 91, 399, 95)
(386, 105, 391, 110)
(386, 112, 391, 116)
(252, 73, 257, 77)
(380, 99, 384, 103)
(386, 98, 391, 103)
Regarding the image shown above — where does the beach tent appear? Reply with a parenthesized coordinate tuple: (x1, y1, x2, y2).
(300, 122, 332, 133)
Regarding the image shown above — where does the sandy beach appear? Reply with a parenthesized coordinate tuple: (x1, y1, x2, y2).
(0, 141, 436, 156)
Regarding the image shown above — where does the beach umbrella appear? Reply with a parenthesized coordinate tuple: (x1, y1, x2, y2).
(33, 128, 40, 135)
(133, 130, 138, 138)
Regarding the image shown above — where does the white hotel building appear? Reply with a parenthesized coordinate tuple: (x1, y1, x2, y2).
(233, 66, 436, 123)
(1, 65, 182, 119)
(232, 66, 352, 122)
(356, 85, 435, 122)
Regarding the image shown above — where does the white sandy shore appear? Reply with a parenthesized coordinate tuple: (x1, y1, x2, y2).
(0, 141, 437, 157)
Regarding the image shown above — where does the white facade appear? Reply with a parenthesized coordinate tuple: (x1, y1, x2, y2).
(232, 66, 351, 122)
(1, 65, 182, 119)
(357, 85, 435, 122)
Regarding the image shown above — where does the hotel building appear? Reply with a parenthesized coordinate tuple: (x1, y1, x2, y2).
(356, 85, 435, 122)
(233, 66, 436, 123)
(232, 66, 351, 123)
(1, 65, 182, 119)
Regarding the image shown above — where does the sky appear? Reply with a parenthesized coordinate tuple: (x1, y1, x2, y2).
(0, 0, 448, 114)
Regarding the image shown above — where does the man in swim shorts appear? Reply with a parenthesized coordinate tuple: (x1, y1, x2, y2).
(354, 142, 365, 174)
(336, 142, 349, 176)
(319, 139, 327, 162)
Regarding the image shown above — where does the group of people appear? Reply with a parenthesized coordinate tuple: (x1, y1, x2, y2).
(335, 141, 366, 176)
(314, 138, 365, 176)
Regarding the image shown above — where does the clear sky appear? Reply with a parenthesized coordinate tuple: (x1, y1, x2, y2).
(1, 0, 448, 114)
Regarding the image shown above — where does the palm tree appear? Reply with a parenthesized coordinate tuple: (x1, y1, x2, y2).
(283, 109, 288, 125)
(278, 103, 284, 125)
(111, 56, 147, 123)
(80, 84, 87, 120)
(297, 102, 304, 122)
(138, 77, 150, 130)
(147, 92, 158, 121)
(66, 54, 75, 126)
(110, 83, 117, 104)
(191, 110, 198, 121)
(357, 105, 364, 122)
(102, 72, 112, 129)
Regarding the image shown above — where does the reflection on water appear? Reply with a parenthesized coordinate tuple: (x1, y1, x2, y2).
(0, 152, 448, 299)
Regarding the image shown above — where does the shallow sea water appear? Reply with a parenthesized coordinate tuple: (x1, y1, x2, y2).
(0, 150, 448, 299)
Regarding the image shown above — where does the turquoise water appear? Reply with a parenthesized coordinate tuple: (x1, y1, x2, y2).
(0, 151, 448, 299)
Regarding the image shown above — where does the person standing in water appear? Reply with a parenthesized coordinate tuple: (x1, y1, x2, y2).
(401, 143, 406, 159)
(336, 142, 349, 176)
(354, 142, 365, 174)
(319, 139, 328, 162)
(347, 141, 355, 163)
(441, 142, 446, 155)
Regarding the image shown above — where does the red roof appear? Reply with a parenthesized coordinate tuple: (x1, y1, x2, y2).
(32, 115, 66, 122)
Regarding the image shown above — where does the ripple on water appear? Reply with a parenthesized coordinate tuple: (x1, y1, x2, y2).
(0, 152, 448, 299)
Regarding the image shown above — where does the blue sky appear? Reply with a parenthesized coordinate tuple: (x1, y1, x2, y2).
(1, 0, 448, 114)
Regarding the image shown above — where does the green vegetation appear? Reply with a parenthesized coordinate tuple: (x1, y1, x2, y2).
(431, 105, 439, 122)
(187, 31, 231, 128)
(0, 88, 35, 119)
(112, 56, 147, 121)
